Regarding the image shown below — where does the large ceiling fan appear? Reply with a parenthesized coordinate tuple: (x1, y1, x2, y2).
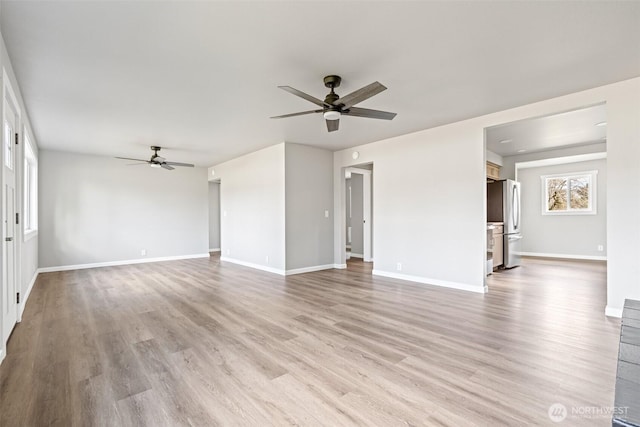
(271, 75, 396, 132)
(116, 146, 194, 170)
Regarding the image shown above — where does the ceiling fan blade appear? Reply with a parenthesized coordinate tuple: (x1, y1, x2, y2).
(116, 157, 149, 162)
(271, 109, 323, 119)
(335, 81, 387, 109)
(160, 163, 175, 170)
(126, 162, 149, 166)
(326, 119, 339, 132)
(278, 86, 330, 108)
(343, 106, 397, 120)
(164, 161, 195, 167)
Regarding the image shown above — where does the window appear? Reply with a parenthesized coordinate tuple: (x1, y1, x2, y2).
(542, 170, 597, 215)
(23, 132, 37, 239)
(4, 121, 13, 169)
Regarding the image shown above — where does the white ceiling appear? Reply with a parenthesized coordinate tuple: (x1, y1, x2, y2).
(1, 1, 639, 166)
(486, 104, 607, 157)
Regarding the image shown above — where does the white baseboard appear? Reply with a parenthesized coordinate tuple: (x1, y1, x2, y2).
(605, 305, 623, 318)
(220, 257, 286, 275)
(519, 252, 607, 261)
(285, 264, 336, 275)
(221, 257, 341, 276)
(38, 253, 211, 273)
(17, 270, 39, 321)
(372, 269, 487, 294)
(209, 248, 221, 252)
(350, 253, 364, 258)
(334, 263, 347, 269)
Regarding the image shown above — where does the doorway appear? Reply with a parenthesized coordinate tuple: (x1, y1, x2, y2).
(344, 165, 372, 268)
(483, 103, 607, 293)
(2, 72, 20, 345)
(208, 180, 221, 253)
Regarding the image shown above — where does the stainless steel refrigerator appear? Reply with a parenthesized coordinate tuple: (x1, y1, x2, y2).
(487, 179, 522, 268)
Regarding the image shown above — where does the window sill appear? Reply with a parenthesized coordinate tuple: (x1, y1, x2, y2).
(542, 210, 597, 216)
(24, 230, 38, 242)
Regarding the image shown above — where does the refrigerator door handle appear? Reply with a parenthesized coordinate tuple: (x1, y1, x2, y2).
(512, 184, 520, 230)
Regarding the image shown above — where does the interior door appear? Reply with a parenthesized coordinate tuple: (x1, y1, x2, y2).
(2, 93, 18, 343)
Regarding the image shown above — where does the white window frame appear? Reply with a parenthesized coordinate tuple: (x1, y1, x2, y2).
(541, 170, 597, 215)
(23, 131, 37, 240)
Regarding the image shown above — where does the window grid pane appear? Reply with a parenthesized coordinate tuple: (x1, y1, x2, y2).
(547, 178, 567, 211)
(4, 122, 12, 169)
(569, 176, 590, 210)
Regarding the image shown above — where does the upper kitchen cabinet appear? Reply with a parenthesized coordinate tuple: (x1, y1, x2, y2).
(487, 162, 501, 180)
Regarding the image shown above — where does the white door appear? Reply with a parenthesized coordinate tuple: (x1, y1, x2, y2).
(2, 91, 18, 343)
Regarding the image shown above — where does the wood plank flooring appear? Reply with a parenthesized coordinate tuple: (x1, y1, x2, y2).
(0, 255, 621, 426)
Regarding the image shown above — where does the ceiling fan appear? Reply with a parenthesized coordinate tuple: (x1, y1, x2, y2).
(271, 75, 396, 132)
(115, 146, 194, 170)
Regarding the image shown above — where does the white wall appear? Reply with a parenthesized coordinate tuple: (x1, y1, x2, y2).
(284, 143, 333, 271)
(335, 123, 487, 293)
(334, 77, 640, 314)
(518, 158, 607, 258)
(38, 150, 208, 268)
(208, 182, 220, 251)
(210, 143, 333, 274)
(211, 143, 286, 272)
(0, 29, 40, 363)
(605, 79, 640, 316)
(486, 149, 503, 167)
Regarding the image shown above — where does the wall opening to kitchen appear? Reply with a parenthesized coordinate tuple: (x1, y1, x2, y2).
(483, 103, 607, 295)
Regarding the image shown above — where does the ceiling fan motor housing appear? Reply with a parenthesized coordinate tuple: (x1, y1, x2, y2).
(150, 146, 161, 160)
(323, 75, 341, 89)
(323, 75, 342, 116)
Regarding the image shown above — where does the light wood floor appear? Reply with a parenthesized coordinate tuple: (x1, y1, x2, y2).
(0, 255, 620, 426)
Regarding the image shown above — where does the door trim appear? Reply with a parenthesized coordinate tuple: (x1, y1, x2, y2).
(344, 167, 373, 263)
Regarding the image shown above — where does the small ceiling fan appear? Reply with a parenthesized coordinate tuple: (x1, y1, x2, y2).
(271, 75, 397, 132)
(116, 146, 194, 170)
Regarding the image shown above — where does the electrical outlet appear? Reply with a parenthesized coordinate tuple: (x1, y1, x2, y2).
(266, 255, 269, 264)
(396, 262, 402, 271)
(141, 249, 146, 256)
(325, 210, 329, 218)
(597, 245, 604, 252)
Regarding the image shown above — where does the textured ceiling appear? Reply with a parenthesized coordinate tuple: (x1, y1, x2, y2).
(1, 1, 639, 166)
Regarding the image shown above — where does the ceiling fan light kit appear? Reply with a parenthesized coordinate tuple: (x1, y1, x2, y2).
(323, 110, 340, 121)
(115, 146, 195, 170)
(271, 74, 396, 132)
